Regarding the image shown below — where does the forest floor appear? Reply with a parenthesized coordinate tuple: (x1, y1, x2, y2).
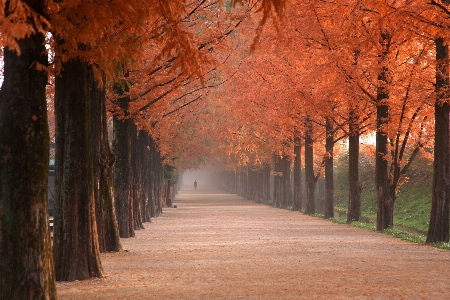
(57, 186, 450, 299)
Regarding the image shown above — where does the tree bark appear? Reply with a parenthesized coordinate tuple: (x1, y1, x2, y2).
(273, 155, 280, 208)
(0, 13, 57, 297)
(347, 109, 361, 223)
(293, 136, 302, 211)
(376, 65, 393, 231)
(276, 155, 282, 208)
(90, 70, 122, 253)
(285, 156, 292, 208)
(305, 119, 316, 215)
(113, 116, 135, 238)
(150, 140, 164, 217)
(148, 138, 156, 218)
(282, 156, 291, 209)
(54, 59, 103, 280)
(324, 118, 334, 219)
(131, 125, 144, 230)
(427, 38, 450, 243)
(140, 133, 152, 223)
(264, 165, 271, 203)
(112, 74, 137, 237)
(376, 30, 393, 231)
(166, 180, 172, 207)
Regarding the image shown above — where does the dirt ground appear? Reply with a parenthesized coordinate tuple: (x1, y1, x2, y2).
(57, 186, 450, 299)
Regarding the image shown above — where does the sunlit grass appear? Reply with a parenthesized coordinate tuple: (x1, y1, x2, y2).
(323, 214, 449, 250)
(351, 221, 376, 231)
(432, 242, 450, 250)
(328, 155, 450, 249)
(311, 213, 324, 218)
(382, 227, 426, 244)
(329, 217, 346, 224)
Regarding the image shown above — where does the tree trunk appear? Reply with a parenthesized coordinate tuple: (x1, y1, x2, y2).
(151, 144, 160, 217)
(150, 141, 164, 217)
(0, 17, 57, 297)
(54, 59, 103, 280)
(376, 65, 393, 231)
(305, 119, 316, 215)
(284, 156, 292, 208)
(347, 110, 361, 223)
(249, 169, 255, 200)
(427, 38, 450, 243)
(131, 125, 144, 230)
(293, 136, 302, 211)
(148, 138, 156, 218)
(375, 29, 394, 231)
(277, 159, 282, 207)
(113, 116, 135, 238)
(166, 180, 173, 207)
(324, 118, 334, 219)
(273, 155, 279, 207)
(90, 70, 122, 253)
(140, 133, 152, 223)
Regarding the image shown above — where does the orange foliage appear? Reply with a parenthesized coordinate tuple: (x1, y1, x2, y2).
(1, 0, 448, 173)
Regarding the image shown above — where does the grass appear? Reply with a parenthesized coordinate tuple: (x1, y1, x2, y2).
(325, 154, 450, 250)
(382, 227, 426, 243)
(326, 214, 450, 249)
(351, 221, 376, 231)
(291, 204, 449, 251)
(432, 242, 450, 250)
(329, 217, 347, 224)
(272, 153, 449, 249)
(334, 154, 436, 235)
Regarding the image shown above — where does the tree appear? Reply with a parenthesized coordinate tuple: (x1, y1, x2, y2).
(347, 108, 362, 222)
(427, 38, 450, 243)
(304, 118, 317, 215)
(130, 126, 146, 230)
(134, 131, 153, 223)
(293, 135, 302, 211)
(49, 0, 151, 282)
(324, 117, 334, 219)
(342, 0, 435, 230)
(375, 29, 393, 230)
(0, 0, 57, 297)
(113, 92, 135, 238)
(53, 60, 103, 280)
(90, 70, 122, 253)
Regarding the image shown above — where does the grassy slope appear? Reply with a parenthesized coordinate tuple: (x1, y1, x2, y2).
(333, 153, 433, 233)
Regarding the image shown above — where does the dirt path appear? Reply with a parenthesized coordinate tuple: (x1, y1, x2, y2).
(58, 186, 450, 299)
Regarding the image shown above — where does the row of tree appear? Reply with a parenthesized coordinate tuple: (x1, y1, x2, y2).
(1, 51, 172, 295)
(204, 0, 449, 246)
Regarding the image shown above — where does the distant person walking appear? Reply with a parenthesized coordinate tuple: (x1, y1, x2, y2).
(194, 180, 197, 190)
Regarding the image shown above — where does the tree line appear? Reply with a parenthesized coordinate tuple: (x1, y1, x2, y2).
(205, 0, 450, 251)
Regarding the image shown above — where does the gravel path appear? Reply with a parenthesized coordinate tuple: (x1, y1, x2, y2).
(57, 186, 450, 299)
